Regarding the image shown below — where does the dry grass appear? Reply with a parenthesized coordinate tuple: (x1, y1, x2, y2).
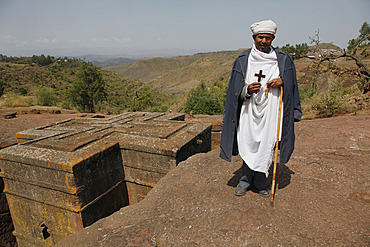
(0, 94, 36, 108)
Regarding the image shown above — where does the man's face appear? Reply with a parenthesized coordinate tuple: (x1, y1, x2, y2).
(253, 33, 275, 53)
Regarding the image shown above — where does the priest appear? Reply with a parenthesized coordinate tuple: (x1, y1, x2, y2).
(220, 20, 302, 197)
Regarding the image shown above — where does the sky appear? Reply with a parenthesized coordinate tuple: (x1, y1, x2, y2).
(0, 0, 369, 58)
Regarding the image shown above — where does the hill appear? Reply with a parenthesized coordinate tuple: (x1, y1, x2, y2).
(146, 51, 241, 95)
(104, 50, 242, 84)
(0, 58, 81, 103)
(91, 57, 136, 67)
(105, 55, 205, 82)
(0, 56, 172, 114)
(316, 42, 342, 51)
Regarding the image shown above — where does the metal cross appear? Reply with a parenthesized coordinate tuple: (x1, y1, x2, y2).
(254, 70, 265, 82)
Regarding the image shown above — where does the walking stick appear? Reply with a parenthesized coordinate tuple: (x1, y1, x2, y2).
(270, 86, 283, 206)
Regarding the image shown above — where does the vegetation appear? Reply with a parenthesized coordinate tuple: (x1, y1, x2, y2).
(0, 54, 173, 114)
(1, 93, 34, 107)
(314, 88, 343, 117)
(298, 82, 317, 103)
(347, 22, 369, 52)
(0, 80, 4, 97)
(67, 63, 107, 112)
(184, 82, 223, 115)
(36, 86, 57, 106)
(279, 43, 309, 59)
(99, 70, 174, 114)
(18, 87, 27, 95)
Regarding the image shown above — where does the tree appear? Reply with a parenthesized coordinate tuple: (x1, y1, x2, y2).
(67, 63, 107, 112)
(348, 22, 370, 52)
(184, 81, 223, 115)
(280, 43, 309, 59)
(31, 54, 54, 66)
(294, 43, 309, 59)
(0, 54, 7, 61)
(280, 44, 295, 56)
(132, 87, 155, 112)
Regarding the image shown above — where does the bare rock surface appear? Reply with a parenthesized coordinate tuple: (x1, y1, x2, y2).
(0, 112, 81, 149)
(55, 115, 369, 246)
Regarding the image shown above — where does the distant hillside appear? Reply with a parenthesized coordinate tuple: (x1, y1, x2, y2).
(105, 55, 203, 82)
(104, 50, 244, 94)
(146, 51, 242, 95)
(92, 57, 136, 67)
(71, 54, 136, 67)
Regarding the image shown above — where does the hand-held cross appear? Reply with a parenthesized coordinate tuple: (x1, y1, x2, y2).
(254, 70, 265, 82)
(254, 70, 269, 97)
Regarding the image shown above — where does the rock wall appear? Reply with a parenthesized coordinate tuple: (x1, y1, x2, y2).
(0, 177, 16, 247)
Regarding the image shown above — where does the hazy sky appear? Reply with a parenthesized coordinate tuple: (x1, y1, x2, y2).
(1, 0, 369, 57)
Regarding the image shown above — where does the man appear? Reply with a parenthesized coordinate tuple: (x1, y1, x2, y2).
(220, 20, 302, 197)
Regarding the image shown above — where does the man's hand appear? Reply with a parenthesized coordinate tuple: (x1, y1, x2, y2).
(266, 78, 283, 88)
(247, 82, 262, 94)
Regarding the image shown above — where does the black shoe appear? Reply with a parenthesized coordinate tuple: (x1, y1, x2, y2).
(258, 189, 270, 198)
(235, 185, 248, 196)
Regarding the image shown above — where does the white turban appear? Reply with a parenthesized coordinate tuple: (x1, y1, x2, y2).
(251, 20, 277, 35)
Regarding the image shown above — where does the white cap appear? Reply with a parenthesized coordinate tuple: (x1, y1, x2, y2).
(251, 20, 277, 35)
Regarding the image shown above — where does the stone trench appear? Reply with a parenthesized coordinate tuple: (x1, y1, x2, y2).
(0, 112, 222, 246)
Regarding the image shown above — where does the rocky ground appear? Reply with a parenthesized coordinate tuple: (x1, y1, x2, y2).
(0, 110, 95, 149)
(52, 115, 369, 246)
(0, 112, 369, 246)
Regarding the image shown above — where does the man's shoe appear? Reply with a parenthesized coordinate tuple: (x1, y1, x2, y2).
(235, 185, 248, 196)
(258, 189, 270, 198)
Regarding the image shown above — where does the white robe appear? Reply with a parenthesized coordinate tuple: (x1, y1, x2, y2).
(237, 45, 283, 176)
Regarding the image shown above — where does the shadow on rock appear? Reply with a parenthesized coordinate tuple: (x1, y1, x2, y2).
(227, 167, 241, 187)
(227, 163, 295, 189)
(267, 163, 295, 189)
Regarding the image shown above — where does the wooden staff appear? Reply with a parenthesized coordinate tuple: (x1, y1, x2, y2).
(270, 86, 283, 205)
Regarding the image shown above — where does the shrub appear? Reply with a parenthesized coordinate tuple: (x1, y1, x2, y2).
(299, 83, 317, 102)
(313, 83, 344, 118)
(132, 87, 154, 111)
(184, 81, 223, 115)
(61, 100, 72, 109)
(18, 87, 27, 95)
(36, 86, 57, 106)
(151, 105, 168, 113)
(0, 80, 4, 97)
